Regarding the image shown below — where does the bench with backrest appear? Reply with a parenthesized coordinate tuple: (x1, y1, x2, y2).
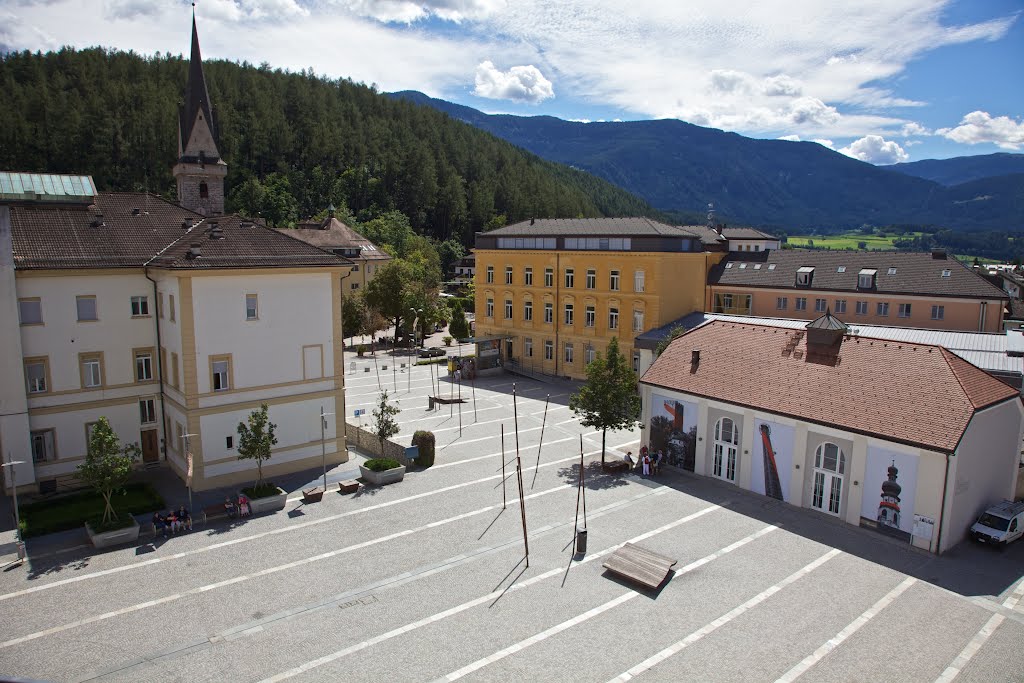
(603, 460, 630, 474)
(202, 504, 229, 524)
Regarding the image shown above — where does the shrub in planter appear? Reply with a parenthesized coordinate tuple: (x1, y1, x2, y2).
(364, 458, 402, 472)
(411, 431, 436, 467)
(443, 335, 453, 346)
(357, 344, 366, 357)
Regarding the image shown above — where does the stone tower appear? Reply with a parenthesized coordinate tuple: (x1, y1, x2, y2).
(172, 14, 227, 216)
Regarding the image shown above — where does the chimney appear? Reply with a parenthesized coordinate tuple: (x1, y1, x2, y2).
(187, 243, 202, 259)
(530, 217, 535, 226)
(691, 349, 700, 366)
(181, 220, 191, 230)
(932, 248, 947, 260)
(209, 222, 224, 240)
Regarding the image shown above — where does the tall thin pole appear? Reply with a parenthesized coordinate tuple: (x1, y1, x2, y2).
(471, 368, 477, 421)
(373, 337, 382, 392)
(533, 393, 550, 483)
(450, 366, 454, 418)
(319, 406, 329, 492)
(392, 330, 397, 392)
(516, 452, 528, 568)
(580, 435, 587, 529)
(458, 371, 462, 436)
(501, 424, 507, 509)
(512, 383, 520, 463)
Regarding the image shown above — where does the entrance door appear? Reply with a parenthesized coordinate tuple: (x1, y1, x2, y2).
(810, 442, 845, 516)
(141, 429, 159, 464)
(505, 339, 514, 362)
(712, 417, 738, 482)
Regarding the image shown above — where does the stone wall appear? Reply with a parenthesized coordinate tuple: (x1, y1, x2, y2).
(345, 422, 415, 467)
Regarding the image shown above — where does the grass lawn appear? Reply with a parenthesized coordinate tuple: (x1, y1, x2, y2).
(786, 232, 923, 250)
(20, 483, 165, 538)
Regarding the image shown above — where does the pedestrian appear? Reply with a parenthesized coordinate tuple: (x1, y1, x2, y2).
(654, 450, 663, 475)
(225, 497, 237, 519)
(642, 453, 651, 477)
(624, 451, 634, 470)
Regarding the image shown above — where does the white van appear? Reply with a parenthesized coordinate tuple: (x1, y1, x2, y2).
(970, 500, 1024, 546)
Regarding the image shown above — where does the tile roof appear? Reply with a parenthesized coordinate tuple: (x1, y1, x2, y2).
(640, 320, 1019, 453)
(709, 249, 1008, 300)
(8, 192, 349, 271)
(280, 218, 390, 261)
(483, 217, 724, 245)
(721, 226, 778, 240)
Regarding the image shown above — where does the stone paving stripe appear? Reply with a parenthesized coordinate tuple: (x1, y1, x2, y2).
(256, 506, 728, 683)
(774, 576, 916, 682)
(436, 523, 779, 682)
(608, 548, 842, 682)
(1002, 578, 1024, 611)
(398, 404, 571, 438)
(933, 613, 1006, 683)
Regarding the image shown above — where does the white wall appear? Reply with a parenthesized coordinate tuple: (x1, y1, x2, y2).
(29, 401, 145, 477)
(0, 207, 33, 488)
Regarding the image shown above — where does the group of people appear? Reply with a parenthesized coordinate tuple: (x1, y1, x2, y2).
(225, 495, 251, 519)
(152, 506, 192, 538)
(623, 446, 664, 477)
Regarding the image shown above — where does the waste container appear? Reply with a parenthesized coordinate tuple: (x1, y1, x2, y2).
(575, 529, 588, 554)
(427, 396, 435, 411)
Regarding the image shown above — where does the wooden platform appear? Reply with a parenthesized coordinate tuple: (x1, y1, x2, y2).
(602, 543, 678, 589)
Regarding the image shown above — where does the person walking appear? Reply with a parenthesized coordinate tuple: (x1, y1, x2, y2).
(642, 453, 651, 477)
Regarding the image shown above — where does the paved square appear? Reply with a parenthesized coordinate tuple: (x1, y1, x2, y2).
(1, 356, 1022, 683)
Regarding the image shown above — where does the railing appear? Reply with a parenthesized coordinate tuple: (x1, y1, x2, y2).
(504, 359, 564, 383)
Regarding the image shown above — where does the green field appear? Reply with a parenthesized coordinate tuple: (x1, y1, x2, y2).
(785, 232, 924, 250)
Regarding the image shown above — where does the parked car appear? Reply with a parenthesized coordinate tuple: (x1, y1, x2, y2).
(419, 347, 446, 358)
(969, 499, 1024, 546)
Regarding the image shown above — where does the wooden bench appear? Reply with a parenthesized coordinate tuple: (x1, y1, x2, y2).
(602, 460, 630, 474)
(202, 504, 229, 524)
(338, 479, 360, 494)
(603, 543, 677, 589)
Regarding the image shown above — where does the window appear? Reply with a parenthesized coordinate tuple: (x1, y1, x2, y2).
(858, 269, 877, 289)
(610, 270, 620, 291)
(486, 266, 494, 283)
(226, 436, 233, 450)
(877, 302, 890, 316)
(634, 270, 645, 292)
(130, 296, 149, 316)
(135, 349, 154, 381)
(898, 303, 912, 318)
(544, 302, 553, 323)
(564, 343, 574, 364)
(585, 345, 596, 365)
(544, 268, 553, 287)
(525, 338, 533, 357)
(712, 417, 739, 482)
(941, 269, 952, 278)
(139, 398, 156, 424)
(811, 442, 846, 516)
(564, 269, 574, 288)
(837, 266, 846, 273)
(80, 353, 103, 389)
(796, 267, 814, 286)
(815, 298, 827, 313)
(608, 307, 619, 329)
(18, 298, 42, 325)
(171, 352, 180, 389)
(585, 269, 596, 289)
(833, 299, 846, 314)
(246, 294, 258, 320)
(887, 267, 897, 275)
(856, 301, 868, 315)
(544, 340, 554, 360)
(504, 299, 513, 319)
(564, 303, 574, 325)
(351, 283, 359, 290)
(169, 294, 176, 322)
(585, 305, 595, 327)
(776, 297, 788, 310)
(76, 295, 97, 321)
(633, 310, 644, 332)
(25, 358, 48, 394)
(795, 297, 807, 311)
(211, 355, 232, 392)
(199, 182, 209, 199)
(768, 264, 777, 271)
(30, 429, 55, 463)
(505, 266, 513, 285)
(524, 301, 533, 321)
(564, 237, 630, 250)
(486, 298, 494, 318)
(931, 305, 945, 320)
(524, 268, 533, 286)
(632, 353, 641, 373)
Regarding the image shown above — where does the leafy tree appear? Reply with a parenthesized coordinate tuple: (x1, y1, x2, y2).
(77, 417, 141, 526)
(568, 337, 642, 465)
(437, 238, 465, 276)
(237, 403, 278, 491)
(654, 324, 687, 358)
(372, 390, 401, 454)
(449, 300, 470, 340)
(342, 291, 367, 346)
(365, 259, 415, 338)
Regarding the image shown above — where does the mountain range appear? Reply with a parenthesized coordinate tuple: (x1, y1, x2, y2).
(390, 91, 1024, 232)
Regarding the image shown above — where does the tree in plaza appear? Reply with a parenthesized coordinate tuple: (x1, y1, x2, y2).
(342, 291, 367, 347)
(569, 337, 642, 466)
(365, 259, 415, 340)
(449, 300, 470, 340)
(77, 416, 141, 527)
(372, 390, 401, 454)
(237, 404, 278, 492)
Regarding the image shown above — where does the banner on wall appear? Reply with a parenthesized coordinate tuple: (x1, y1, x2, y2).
(751, 420, 794, 502)
(649, 394, 698, 471)
(860, 446, 919, 541)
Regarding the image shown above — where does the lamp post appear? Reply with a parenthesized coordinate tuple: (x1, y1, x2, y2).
(408, 308, 422, 394)
(2, 459, 25, 563)
(182, 433, 198, 512)
(320, 406, 334, 492)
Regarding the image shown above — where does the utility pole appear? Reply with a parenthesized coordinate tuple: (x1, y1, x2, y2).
(319, 406, 334, 492)
(1, 459, 26, 564)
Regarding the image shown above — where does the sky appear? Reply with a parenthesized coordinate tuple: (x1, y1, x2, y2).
(2, 0, 1022, 165)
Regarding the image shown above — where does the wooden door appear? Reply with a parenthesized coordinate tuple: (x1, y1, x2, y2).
(141, 429, 159, 463)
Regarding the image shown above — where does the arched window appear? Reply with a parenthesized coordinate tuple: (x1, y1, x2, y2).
(712, 417, 739, 482)
(812, 442, 846, 515)
(199, 182, 209, 199)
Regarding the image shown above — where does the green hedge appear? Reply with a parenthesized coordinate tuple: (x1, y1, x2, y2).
(20, 483, 165, 538)
(364, 458, 402, 472)
(412, 431, 436, 467)
(241, 483, 281, 499)
(451, 296, 474, 313)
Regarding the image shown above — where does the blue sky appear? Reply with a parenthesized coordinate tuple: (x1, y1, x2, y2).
(3, 0, 1022, 164)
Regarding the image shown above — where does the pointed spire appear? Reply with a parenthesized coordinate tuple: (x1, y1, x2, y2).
(179, 10, 219, 160)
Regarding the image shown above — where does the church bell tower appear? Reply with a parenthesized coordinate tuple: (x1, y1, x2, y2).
(173, 12, 227, 216)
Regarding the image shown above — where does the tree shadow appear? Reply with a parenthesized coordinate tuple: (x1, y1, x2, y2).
(25, 554, 93, 580)
(351, 483, 385, 498)
(555, 461, 630, 492)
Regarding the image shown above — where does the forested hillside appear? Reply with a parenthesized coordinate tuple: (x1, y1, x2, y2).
(0, 48, 657, 244)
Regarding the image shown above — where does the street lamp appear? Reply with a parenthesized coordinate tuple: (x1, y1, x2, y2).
(409, 308, 423, 393)
(182, 433, 198, 512)
(1, 459, 26, 563)
(319, 406, 334, 493)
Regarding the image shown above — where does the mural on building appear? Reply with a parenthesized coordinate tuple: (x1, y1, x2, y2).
(860, 447, 918, 540)
(649, 394, 697, 471)
(751, 419, 794, 502)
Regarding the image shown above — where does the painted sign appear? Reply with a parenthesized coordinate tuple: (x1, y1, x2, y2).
(912, 514, 935, 540)
(649, 393, 698, 471)
(751, 419, 795, 502)
(860, 446, 919, 541)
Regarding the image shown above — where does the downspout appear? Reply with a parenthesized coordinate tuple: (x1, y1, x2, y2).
(978, 301, 986, 331)
(555, 252, 560, 378)
(937, 452, 951, 553)
(339, 267, 352, 352)
(144, 267, 168, 458)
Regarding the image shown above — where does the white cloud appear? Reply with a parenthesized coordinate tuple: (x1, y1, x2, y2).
(937, 111, 1024, 150)
(474, 60, 554, 103)
(900, 121, 931, 137)
(813, 139, 835, 149)
(339, 0, 502, 23)
(839, 135, 909, 164)
(762, 74, 802, 97)
(778, 134, 801, 142)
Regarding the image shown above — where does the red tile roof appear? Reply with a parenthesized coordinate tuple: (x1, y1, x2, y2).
(282, 218, 390, 261)
(640, 321, 1018, 453)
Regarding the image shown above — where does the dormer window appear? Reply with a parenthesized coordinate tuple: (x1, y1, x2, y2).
(796, 266, 815, 286)
(941, 269, 951, 278)
(887, 267, 897, 275)
(858, 268, 877, 289)
(768, 264, 777, 270)
(739, 263, 747, 269)
(754, 264, 762, 270)
(725, 263, 733, 269)
(837, 266, 846, 273)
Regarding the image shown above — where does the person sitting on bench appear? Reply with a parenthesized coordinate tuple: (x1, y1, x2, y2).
(225, 497, 237, 519)
(624, 451, 634, 470)
(177, 505, 193, 531)
(152, 511, 167, 538)
(238, 495, 251, 517)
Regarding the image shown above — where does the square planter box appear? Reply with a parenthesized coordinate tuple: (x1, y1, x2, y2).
(358, 464, 406, 486)
(243, 487, 288, 515)
(302, 487, 324, 503)
(85, 515, 141, 549)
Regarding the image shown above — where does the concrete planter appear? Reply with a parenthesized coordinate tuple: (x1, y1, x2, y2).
(85, 515, 141, 549)
(244, 487, 288, 514)
(359, 464, 406, 486)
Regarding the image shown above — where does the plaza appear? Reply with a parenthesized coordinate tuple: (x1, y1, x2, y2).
(1, 353, 1023, 682)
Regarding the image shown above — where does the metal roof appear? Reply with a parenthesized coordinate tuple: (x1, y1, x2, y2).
(0, 172, 97, 203)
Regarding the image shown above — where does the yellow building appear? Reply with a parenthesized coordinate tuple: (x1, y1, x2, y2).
(473, 218, 726, 380)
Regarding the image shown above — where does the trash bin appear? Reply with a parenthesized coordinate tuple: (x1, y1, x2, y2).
(428, 396, 435, 411)
(575, 529, 588, 554)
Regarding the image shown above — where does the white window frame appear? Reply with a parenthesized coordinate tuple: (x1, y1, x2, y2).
(505, 266, 513, 285)
(18, 298, 42, 325)
(609, 270, 620, 291)
(564, 269, 574, 288)
(834, 299, 847, 314)
(76, 295, 98, 321)
(130, 295, 149, 317)
(25, 360, 47, 394)
(856, 301, 868, 315)
(486, 266, 494, 284)
(931, 305, 944, 320)
(524, 301, 533, 321)
(246, 294, 259, 321)
(564, 343, 574, 364)
(898, 303, 911, 318)
(877, 302, 890, 317)
(485, 298, 494, 318)
(82, 357, 102, 388)
(212, 358, 231, 392)
(815, 298, 827, 313)
(586, 269, 596, 289)
(524, 268, 533, 286)
(795, 297, 807, 311)
(31, 429, 55, 463)
(608, 307, 619, 330)
(776, 297, 788, 310)
(633, 310, 644, 332)
(504, 299, 513, 319)
(544, 268, 553, 287)
(564, 303, 574, 326)
(139, 398, 157, 425)
(544, 340, 554, 360)
(585, 306, 595, 328)
(524, 338, 533, 357)
(544, 303, 553, 324)
(634, 270, 645, 293)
